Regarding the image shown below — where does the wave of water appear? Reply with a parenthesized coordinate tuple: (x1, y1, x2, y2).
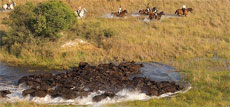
(1, 85, 191, 106)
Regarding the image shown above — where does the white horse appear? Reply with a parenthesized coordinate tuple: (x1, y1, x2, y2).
(75, 8, 87, 19)
(8, 2, 16, 10)
(2, 4, 9, 10)
(2, 2, 16, 10)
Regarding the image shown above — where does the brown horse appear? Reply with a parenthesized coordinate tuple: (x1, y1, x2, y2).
(111, 10, 128, 17)
(152, 7, 157, 12)
(139, 7, 157, 15)
(175, 8, 193, 16)
(139, 9, 149, 15)
(149, 11, 165, 20)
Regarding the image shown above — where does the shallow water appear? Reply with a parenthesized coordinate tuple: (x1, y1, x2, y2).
(0, 62, 190, 105)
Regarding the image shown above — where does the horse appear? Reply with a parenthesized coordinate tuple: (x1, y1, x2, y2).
(175, 8, 193, 16)
(155, 11, 165, 20)
(2, 4, 9, 10)
(152, 7, 157, 12)
(149, 11, 165, 20)
(2, 2, 16, 10)
(139, 9, 148, 15)
(9, 2, 16, 10)
(111, 10, 128, 17)
(75, 8, 87, 19)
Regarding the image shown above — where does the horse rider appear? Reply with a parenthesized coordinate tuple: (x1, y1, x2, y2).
(12, 1, 16, 6)
(154, 7, 158, 16)
(146, 3, 151, 12)
(7, 3, 10, 9)
(182, 5, 186, 15)
(118, 6, 122, 15)
(77, 6, 82, 16)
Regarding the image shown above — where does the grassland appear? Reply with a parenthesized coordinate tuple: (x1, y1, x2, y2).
(0, 0, 230, 106)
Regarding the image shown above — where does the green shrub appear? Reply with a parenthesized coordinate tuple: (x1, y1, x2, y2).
(32, 1, 76, 38)
(9, 2, 36, 30)
(2, 2, 35, 48)
(5, 1, 76, 45)
(2, 1, 76, 56)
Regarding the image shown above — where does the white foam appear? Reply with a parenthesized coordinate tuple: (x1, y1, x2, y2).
(131, 13, 141, 17)
(103, 13, 115, 19)
(0, 84, 191, 106)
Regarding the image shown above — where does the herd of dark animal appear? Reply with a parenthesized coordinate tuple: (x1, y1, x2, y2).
(0, 62, 185, 102)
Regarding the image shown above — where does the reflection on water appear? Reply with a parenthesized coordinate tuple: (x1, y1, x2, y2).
(131, 62, 180, 82)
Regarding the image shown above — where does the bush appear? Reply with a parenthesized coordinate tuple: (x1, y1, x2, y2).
(5, 1, 76, 44)
(32, 1, 76, 38)
(2, 2, 35, 47)
(9, 2, 36, 30)
(2, 1, 76, 56)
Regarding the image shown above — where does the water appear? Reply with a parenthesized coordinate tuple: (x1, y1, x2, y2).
(0, 62, 191, 105)
(131, 62, 180, 82)
(103, 13, 119, 19)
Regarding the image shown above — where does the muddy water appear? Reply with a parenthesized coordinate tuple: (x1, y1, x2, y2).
(0, 62, 190, 105)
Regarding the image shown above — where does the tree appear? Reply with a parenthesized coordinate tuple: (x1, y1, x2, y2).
(8, 1, 76, 40)
(32, 1, 76, 38)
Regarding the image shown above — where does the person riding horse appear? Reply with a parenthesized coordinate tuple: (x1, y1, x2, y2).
(77, 6, 82, 17)
(112, 9, 127, 17)
(182, 5, 186, 15)
(118, 6, 122, 15)
(146, 3, 151, 13)
(153, 7, 158, 16)
(175, 6, 192, 16)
